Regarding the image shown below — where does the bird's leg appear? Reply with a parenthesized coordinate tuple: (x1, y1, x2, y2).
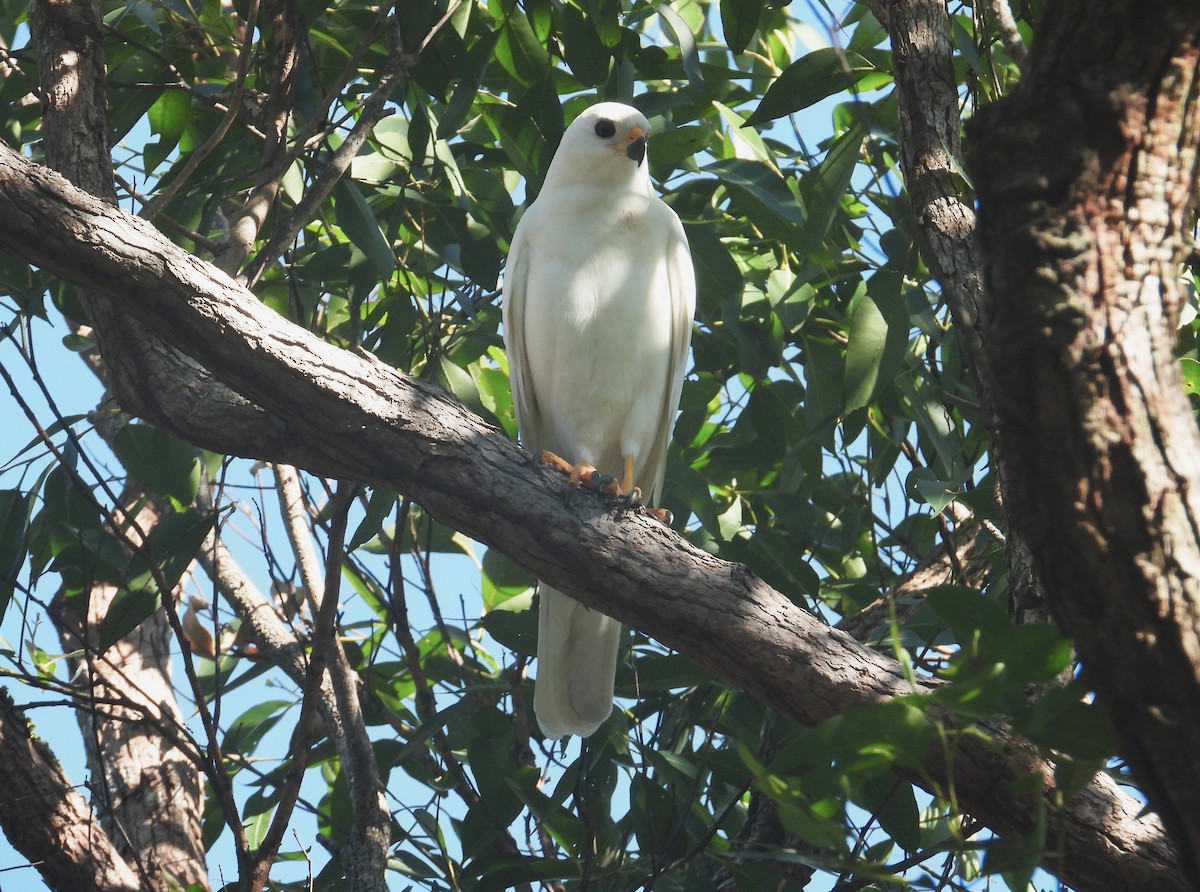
(602, 455, 672, 523)
(539, 450, 611, 489)
(600, 455, 643, 507)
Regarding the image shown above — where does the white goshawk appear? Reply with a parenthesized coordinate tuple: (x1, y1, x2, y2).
(503, 101, 696, 738)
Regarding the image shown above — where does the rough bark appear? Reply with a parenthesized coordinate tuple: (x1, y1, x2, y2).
(0, 688, 141, 892)
(970, 0, 1200, 881)
(49, 495, 208, 890)
(0, 144, 1184, 891)
(877, 0, 1051, 625)
(28, 0, 211, 887)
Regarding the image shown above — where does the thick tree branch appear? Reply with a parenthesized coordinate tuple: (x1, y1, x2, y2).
(879, 0, 1049, 624)
(0, 142, 1184, 891)
(970, 0, 1200, 880)
(0, 688, 141, 892)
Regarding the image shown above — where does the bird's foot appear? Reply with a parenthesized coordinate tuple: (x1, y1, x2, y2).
(646, 507, 672, 525)
(540, 451, 611, 491)
(596, 456, 641, 506)
(539, 451, 646, 510)
(607, 484, 641, 508)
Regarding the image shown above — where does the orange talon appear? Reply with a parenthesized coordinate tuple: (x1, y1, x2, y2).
(601, 455, 638, 499)
(539, 450, 575, 475)
(540, 451, 606, 489)
(541, 451, 647, 507)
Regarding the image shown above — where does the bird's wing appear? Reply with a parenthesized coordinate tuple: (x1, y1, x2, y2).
(501, 220, 544, 452)
(641, 211, 696, 505)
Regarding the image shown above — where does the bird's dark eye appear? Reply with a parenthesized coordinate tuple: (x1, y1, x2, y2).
(594, 119, 616, 138)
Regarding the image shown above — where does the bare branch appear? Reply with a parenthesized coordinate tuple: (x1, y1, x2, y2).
(274, 464, 326, 612)
(986, 0, 1027, 62)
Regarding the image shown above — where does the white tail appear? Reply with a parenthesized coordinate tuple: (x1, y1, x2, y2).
(533, 586, 621, 738)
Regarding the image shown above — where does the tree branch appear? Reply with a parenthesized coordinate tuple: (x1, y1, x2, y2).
(879, 0, 1050, 624)
(0, 689, 141, 892)
(0, 140, 1184, 891)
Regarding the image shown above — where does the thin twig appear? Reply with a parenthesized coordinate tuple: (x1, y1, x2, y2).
(242, 13, 409, 287)
(141, 0, 262, 221)
(245, 483, 355, 892)
(986, 0, 1027, 63)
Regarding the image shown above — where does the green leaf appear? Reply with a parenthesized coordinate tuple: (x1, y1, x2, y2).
(802, 335, 844, 432)
(223, 699, 293, 753)
(242, 793, 274, 850)
(481, 548, 534, 611)
(1181, 357, 1200, 394)
(437, 356, 497, 426)
(912, 476, 958, 513)
(984, 827, 1043, 889)
(146, 89, 191, 171)
(348, 487, 398, 552)
(618, 652, 709, 693)
(796, 123, 865, 258)
(844, 294, 888, 412)
(0, 490, 30, 620)
(9, 414, 87, 465)
(111, 423, 201, 507)
(439, 31, 502, 138)
(98, 586, 162, 653)
(100, 509, 215, 651)
(630, 773, 690, 860)
(714, 100, 777, 166)
(1004, 622, 1073, 686)
(747, 49, 879, 126)
(467, 702, 518, 803)
(926, 585, 1008, 644)
(1023, 685, 1116, 760)
(758, 775, 847, 849)
(720, 0, 763, 54)
(561, 3, 610, 86)
(470, 855, 577, 892)
(480, 589, 536, 656)
(107, 54, 170, 143)
(394, 505, 476, 557)
(855, 773, 921, 852)
(650, 123, 710, 175)
(1053, 756, 1105, 798)
(704, 158, 804, 243)
(684, 222, 743, 319)
(657, 2, 704, 87)
(492, 0, 551, 86)
(36, 462, 103, 564)
(333, 179, 396, 282)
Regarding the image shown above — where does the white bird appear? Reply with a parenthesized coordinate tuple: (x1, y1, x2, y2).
(502, 101, 696, 738)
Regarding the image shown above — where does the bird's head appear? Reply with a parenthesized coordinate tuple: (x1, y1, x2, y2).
(552, 101, 652, 184)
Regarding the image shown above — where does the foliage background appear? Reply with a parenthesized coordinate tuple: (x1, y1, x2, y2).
(0, 0, 1159, 889)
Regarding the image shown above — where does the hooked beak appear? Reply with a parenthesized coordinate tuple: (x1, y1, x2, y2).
(626, 126, 647, 166)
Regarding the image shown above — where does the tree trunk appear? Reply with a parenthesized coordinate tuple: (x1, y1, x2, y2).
(28, 1, 211, 887)
(878, 0, 1052, 625)
(970, 0, 1200, 881)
